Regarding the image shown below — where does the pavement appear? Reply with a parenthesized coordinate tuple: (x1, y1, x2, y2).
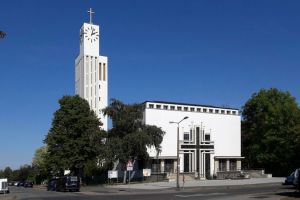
(80, 177, 285, 193)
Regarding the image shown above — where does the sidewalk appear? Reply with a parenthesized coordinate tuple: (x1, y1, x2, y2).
(103, 177, 285, 190)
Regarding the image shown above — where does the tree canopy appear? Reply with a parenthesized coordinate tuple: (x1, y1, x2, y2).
(44, 95, 106, 177)
(103, 99, 165, 168)
(32, 145, 49, 183)
(0, 31, 6, 38)
(242, 88, 300, 176)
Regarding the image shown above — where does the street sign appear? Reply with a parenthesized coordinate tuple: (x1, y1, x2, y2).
(143, 169, 151, 177)
(127, 161, 133, 171)
(108, 170, 118, 179)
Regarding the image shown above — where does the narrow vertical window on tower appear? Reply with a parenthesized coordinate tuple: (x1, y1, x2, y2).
(103, 63, 106, 81)
(86, 57, 89, 85)
(91, 59, 93, 84)
(94, 58, 97, 82)
(99, 63, 102, 81)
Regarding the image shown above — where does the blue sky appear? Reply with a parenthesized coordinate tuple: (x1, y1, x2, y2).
(0, 0, 299, 169)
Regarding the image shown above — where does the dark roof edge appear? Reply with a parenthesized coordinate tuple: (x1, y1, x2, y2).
(143, 100, 239, 111)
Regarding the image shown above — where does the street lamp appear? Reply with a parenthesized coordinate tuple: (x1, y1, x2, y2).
(169, 116, 189, 189)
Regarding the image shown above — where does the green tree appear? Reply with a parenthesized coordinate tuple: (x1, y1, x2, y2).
(103, 99, 165, 169)
(13, 165, 33, 181)
(0, 31, 6, 38)
(3, 167, 13, 180)
(32, 146, 49, 184)
(242, 88, 300, 176)
(44, 95, 106, 178)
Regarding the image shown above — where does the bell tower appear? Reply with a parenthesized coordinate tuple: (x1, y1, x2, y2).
(75, 8, 108, 131)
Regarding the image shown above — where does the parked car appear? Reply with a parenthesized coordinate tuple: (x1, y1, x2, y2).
(283, 171, 295, 185)
(17, 181, 25, 187)
(24, 181, 33, 188)
(47, 178, 58, 191)
(293, 169, 299, 187)
(47, 176, 80, 192)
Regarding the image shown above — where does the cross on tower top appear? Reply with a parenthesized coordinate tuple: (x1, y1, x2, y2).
(87, 8, 95, 24)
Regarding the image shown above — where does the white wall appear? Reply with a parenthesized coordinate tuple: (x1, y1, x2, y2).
(144, 102, 241, 158)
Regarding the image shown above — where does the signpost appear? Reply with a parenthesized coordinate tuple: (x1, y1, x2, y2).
(126, 161, 133, 184)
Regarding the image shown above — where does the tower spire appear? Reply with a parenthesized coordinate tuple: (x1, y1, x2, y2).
(87, 8, 94, 24)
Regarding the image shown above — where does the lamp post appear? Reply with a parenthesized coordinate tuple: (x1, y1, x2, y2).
(170, 116, 189, 189)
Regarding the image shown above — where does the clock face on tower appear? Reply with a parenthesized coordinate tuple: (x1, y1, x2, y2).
(80, 25, 99, 43)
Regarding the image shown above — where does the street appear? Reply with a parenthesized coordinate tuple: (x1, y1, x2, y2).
(1, 183, 299, 200)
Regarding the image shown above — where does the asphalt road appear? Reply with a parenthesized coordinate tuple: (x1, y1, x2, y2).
(2, 183, 299, 200)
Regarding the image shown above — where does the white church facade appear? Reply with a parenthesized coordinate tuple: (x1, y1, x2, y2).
(144, 101, 243, 178)
(74, 9, 243, 179)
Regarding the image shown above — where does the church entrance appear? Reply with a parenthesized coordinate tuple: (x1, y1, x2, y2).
(180, 125, 214, 178)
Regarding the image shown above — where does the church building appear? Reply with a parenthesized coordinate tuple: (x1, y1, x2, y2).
(75, 9, 243, 179)
(144, 101, 243, 178)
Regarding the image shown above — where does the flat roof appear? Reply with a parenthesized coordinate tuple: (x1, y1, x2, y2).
(144, 100, 239, 111)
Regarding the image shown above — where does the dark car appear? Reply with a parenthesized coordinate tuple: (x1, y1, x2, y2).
(47, 178, 58, 191)
(24, 182, 33, 188)
(56, 176, 80, 192)
(48, 176, 80, 192)
(283, 172, 295, 185)
(17, 181, 25, 187)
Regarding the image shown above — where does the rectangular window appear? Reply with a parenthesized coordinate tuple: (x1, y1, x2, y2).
(103, 63, 106, 81)
(205, 134, 210, 141)
(149, 104, 154, 108)
(219, 160, 226, 172)
(156, 105, 161, 109)
(190, 107, 195, 112)
(232, 111, 237, 115)
(227, 110, 231, 114)
(99, 63, 102, 81)
(221, 110, 225, 114)
(163, 105, 168, 109)
(197, 108, 201, 112)
(183, 133, 189, 141)
(177, 106, 182, 111)
(209, 109, 213, 113)
(230, 160, 237, 171)
(215, 109, 219, 114)
(184, 107, 188, 111)
(170, 106, 175, 110)
(203, 108, 207, 112)
(95, 59, 97, 82)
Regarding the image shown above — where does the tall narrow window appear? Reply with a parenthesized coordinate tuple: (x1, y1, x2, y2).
(85, 57, 89, 85)
(103, 63, 106, 81)
(99, 63, 102, 81)
(95, 58, 97, 82)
